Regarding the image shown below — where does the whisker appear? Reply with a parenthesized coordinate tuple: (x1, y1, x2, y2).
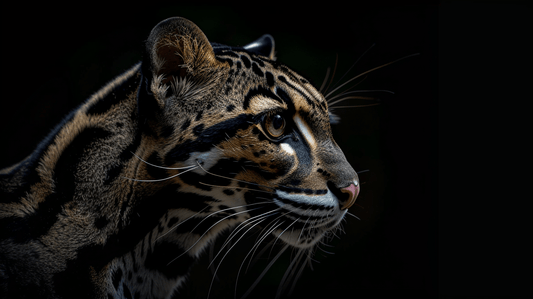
(337, 223, 347, 236)
(331, 94, 376, 102)
(198, 161, 331, 205)
(243, 217, 281, 263)
(241, 244, 290, 299)
(318, 66, 331, 94)
(329, 103, 381, 109)
(287, 250, 311, 296)
(325, 53, 420, 99)
(322, 54, 339, 95)
(327, 90, 393, 106)
(198, 182, 276, 195)
(328, 225, 343, 240)
(218, 216, 263, 254)
(234, 218, 284, 298)
(328, 43, 376, 94)
(317, 246, 335, 255)
(245, 216, 286, 273)
(297, 217, 311, 244)
(328, 96, 377, 107)
(131, 151, 195, 170)
(209, 209, 280, 268)
(264, 216, 301, 265)
(319, 239, 335, 248)
(156, 204, 212, 240)
(326, 89, 394, 103)
(329, 73, 369, 101)
(277, 249, 308, 299)
(346, 211, 361, 220)
(196, 160, 275, 192)
(272, 216, 299, 248)
(207, 214, 273, 299)
(276, 249, 303, 298)
(121, 165, 198, 183)
(189, 202, 269, 236)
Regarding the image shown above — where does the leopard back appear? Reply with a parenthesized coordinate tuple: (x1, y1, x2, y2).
(0, 17, 359, 299)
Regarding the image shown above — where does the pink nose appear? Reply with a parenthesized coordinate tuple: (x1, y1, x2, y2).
(340, 182, 359, 210)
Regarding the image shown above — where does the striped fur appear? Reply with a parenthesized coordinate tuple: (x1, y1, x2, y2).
(0, 17, 359, 299)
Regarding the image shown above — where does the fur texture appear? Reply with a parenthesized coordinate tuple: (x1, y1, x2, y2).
(0, 17, 359, 299)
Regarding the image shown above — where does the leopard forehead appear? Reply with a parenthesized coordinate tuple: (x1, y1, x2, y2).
(216, 50, 328, 112)
(161, 50, 333, 147)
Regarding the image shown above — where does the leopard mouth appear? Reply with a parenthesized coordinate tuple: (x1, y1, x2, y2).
(269, 188, 346, 248)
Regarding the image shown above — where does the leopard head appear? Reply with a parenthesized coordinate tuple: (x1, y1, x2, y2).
(136, 17, 359, 251)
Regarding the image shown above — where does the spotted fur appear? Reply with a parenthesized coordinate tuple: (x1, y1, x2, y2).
(0, 17, 359, 299)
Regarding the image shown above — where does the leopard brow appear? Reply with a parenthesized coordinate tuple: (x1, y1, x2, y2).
(275, 87, 296, 112)
(252, 107, 287, 124)
(243, 86, 284, 110)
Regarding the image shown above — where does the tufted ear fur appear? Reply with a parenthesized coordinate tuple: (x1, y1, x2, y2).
(141, 17, 228, 108)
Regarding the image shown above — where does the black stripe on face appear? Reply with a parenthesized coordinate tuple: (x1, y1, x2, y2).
(242, 87, 283, 110)
(165, 114, 253, 164)
(275, 87, 296, 112)
(277, 185, 328, 195)
(178, 156, 285, 192)
(179, 158, 238, 190)
(277, 76, 316, 110)
(144, 152, 168, 180)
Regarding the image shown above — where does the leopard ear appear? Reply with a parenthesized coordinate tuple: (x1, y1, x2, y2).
(243, 34, 276, 60)
(141, 17, 227, 106)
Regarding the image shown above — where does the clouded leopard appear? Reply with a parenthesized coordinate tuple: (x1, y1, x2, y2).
(0, 17, 360, 299)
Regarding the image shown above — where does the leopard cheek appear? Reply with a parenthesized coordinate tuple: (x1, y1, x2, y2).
(275, 142, 298, 176)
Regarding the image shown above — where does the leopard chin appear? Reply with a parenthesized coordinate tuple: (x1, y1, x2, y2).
(272, 221, 344, 249)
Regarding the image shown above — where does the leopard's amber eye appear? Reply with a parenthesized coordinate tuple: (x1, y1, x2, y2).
(264, 114, 286, 138)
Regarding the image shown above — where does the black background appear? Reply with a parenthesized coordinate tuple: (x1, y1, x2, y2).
(0, 1, 530, 298)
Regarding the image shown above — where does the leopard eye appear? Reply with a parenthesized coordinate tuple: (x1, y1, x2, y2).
(264, 114, 286, 138)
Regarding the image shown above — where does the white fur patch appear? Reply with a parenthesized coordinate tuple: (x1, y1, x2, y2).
(280, 143, 295, 155)
(275, 189, 338, 211)
(187, 148, 222, 174)
(293, 114, 316, 149)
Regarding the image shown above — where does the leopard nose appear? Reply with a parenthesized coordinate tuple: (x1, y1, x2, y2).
(339, 181, 360, 210)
